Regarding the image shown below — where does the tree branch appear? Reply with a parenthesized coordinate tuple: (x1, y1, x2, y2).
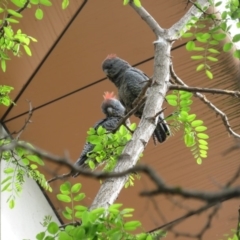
(169, 84, 240, 97)
(168, 0, 210, 39)
(129, 0, 164, 37)
(170, 63, 240, 139)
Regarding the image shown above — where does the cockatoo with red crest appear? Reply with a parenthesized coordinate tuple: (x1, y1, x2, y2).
(72, 91, 126, 177)
(102, 54, 170, 143)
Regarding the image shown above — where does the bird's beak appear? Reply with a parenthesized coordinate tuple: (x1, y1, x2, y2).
(103, 69, 109, 75)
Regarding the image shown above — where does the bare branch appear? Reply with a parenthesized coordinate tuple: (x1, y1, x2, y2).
(129, 1, 164, 37)
(11, 100, 33, 140)
(170, 63, 240, 139)
(168, 0, 210, 39)
(170, 205, 220, 240)
(47, 172, 71, 183)
(169, 84, 240, 98)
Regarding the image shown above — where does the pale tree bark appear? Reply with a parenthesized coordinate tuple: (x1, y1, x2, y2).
(90, 0, 210, 210)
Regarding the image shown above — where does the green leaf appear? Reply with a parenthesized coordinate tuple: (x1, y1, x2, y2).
(209, 40, 219, 45)
(88, 160, 95, 169)
(182, 32, 193, 38)
(223, 42, 233, 52)
(71, 183, 82, 193)
(4, 168, 14, 174)
(73, 193, 85, 201)
(197, 158, 202, 164)
(60, 181, 71, 194)
(197, 133, 209, 139)
(124, 220, 141, 231)
(1, 59, 6, 72)
(36, 232, 45, 240)
(31, 0, 39, 4)
(205, 70, 213, 79)
(186, 41, 195, 51)
(208, 48, 220, 54)
(233, 49, 240, 59)
(40, 0, 52, 6)
(58, 231, 72, 240)
(109, 203, 123, 209)
(93, 143, 103, 151)
(191, 120, 203, 127)
(133, 0, 141, 7)
(74, 205, 87, 211)
(167, 99, 178, 106)
(27, 155, 44, 165)
(47, 222, 59, 234)
(1, 182, 11, 192)
(187, 114, 196, 122)
(1, 176, 12, 185)
(35, 8, 44, 20)
(87, 135, 101, 144)
(123, 0, 130, 5)
(233, 34, 240, 42)
(22, 158, 30, 165)
(9, 199, 15, 209)
(62, 0, 69, 9)
(6, 18, 19, 23)
(30, 164, 38, 169)
(198, 139, 208, 145)
(65, 206, 72, 214)
(23, 45, 32, 56)
(11, 0, 25, 7)
(199, 145, 208, 150)
(184, 133, 195, 147)
(97, 126, 106, 135)
(62, 210, 72, 220)
(195, 126, 207, 132)
(212, 33, 226, 41)
(4, 27, 13, 38)
(7, 9, 23, 18)
(207, 56, 218, 62)
(57, 194, 71, 202)
(87, 128, 96, 135)
(166, 94, 177, 100)
(196, 64, 204, 71)
(191, 55, 204, 60)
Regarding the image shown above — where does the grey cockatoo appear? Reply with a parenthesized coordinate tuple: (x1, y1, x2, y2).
(102, 54, 170, 143)
(72, 92, 127, 177)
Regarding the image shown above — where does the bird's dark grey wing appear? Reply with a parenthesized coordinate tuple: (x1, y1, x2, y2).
(124, 68, 149, 100)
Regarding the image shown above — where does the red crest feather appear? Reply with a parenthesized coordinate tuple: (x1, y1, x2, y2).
(106, 53, 117, 59)
(103, 91, 116, 100)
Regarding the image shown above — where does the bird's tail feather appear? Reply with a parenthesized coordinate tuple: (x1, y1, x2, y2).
(154, 115, 170, 143)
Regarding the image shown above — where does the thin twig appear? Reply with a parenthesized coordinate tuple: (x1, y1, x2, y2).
(170, 63, 240, 139)
(11, 100, 33, 140)
(112, 97, 145, 133)
(47, 172, 71, 183)
(169, 84, 240, 97)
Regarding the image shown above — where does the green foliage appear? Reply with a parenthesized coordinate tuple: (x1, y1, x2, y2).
(123, 0, 141, 7)
(85, 123, 140, 187)
(34, 181, 166, 240)
(166, 90, 209, 165)
(0, 0, 71, 72)
(0, 85, 14, 106)
(181, 0, 240, 78)
(1, 139, 52, 208)
(219, 225, 238, 240)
